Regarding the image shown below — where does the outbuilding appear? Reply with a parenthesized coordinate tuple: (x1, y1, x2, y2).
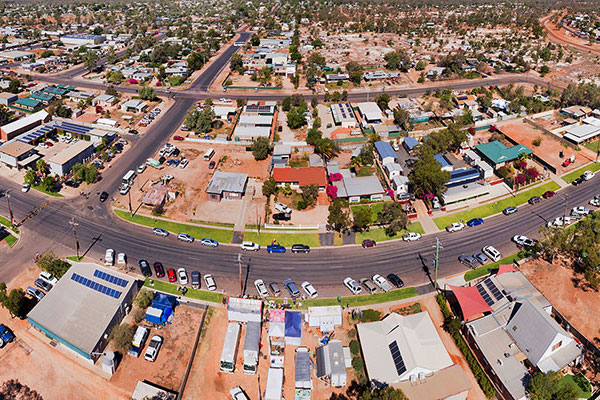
(206, 171, 248, 201)
(307, 306, 342, 333)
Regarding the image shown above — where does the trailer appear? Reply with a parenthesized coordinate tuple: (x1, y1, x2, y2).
(243, 321, 261, 374)
(264, 367, 284, 400)
(220, 323, 241, 373)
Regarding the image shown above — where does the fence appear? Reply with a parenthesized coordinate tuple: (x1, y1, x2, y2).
(552, 307, 600, 357)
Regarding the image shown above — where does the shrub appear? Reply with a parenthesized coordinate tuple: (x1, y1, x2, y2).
(360, 309, 382, 322)
(532, 137, 542, 146)
(351, 356, 364, 374)
(133, 308, 146, 324)
(109, 323, 136, 352)
(134, 289, 154, 309)
(349, 340, 361, 356)
(297, 199, 308, 210)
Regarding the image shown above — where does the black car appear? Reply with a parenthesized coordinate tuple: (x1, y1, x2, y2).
(64, 178, 80, 188)
(291, 244, 310, 253)
(99, 191, 109, 202)
(528, 196, 541, 205)
(191, 271, 201, 288)
(153, 262, 165, 278)
(572, 177, 584, 186)
(172, 148, 180, 157)
(128, 129, 138, 135)
(158, 156, 166, 164)
(273, 213, 291, 221)
(34, 278, 52, 292)
(269, 282, 281, 296)
(283, 279, 300, 297)
(138, 259, 152, 277)
(208, 161, 216, 169)
(386, 273, 404, 288)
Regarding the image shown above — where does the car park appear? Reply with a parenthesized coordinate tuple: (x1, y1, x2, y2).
(99, 192, 108, 202)
(166, 268, 176, 282)
(269, 282, 281, 296)
(267, 244, 286, 253)
(144, 335, 163, 362)
(283, 279, 300, 297)
(458, 254, 478, 269)
(343, 277, 362, 295)
(254, 279, 269, 298)
(512, 235, 535, 247)
(482, 245, 501, 262)
(200, 238, 219, 247)
(241, 241, 260, 251)
(360, 278, 377, 294)
(191, 271, 201, 288)
(274, 202, 292, 214)
(503, 206, 518, 215)
(291, 244, 310, 253)
(361, 239, 376, 248)
(26, 286, 45, 301)
(153, 262, 165, 278)
(402, 232, 421, 242)
(467, 218, 483, 227)
(153, 228, 169, 237)
(230, 386, 250, 400)
(117, 253, 127, 265)
(387, 273, 404, 288)
(34, 278, 52, 292)
(301, 281, 318, 298)
(177, 268, 188, 285)
(542, 191, 555, 199)
(204, 274, 217, 291)
(372, 274, 393, 292)
(446, 222, 465, 232)
(139, 259, 152, 277)
(528, 196, 542, 205)
(473, 252, 488, 265)
(177, 233, 194, 243)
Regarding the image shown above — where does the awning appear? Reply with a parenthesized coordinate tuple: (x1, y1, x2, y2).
(497, 264, 517, 275)
(448, 285, 493, 321)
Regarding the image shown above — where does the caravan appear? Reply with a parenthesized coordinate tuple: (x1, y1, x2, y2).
(220, 323, 241, 373)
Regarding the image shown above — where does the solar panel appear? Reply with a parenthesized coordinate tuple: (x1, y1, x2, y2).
(483, 278, 504, 301)
(476, 284, 494, 306)
(388, 341, 407, 375)
(70, 273, 122, 299)
(93, 269, 128, 287)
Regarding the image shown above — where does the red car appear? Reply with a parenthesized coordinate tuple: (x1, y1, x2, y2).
(166, 268, 177, 282)
(562, 159, 571, 167)
(173, 135, 184, 141)
(153, 262, 165, 278)
(542, 190, 555, 199)
(362, 239, 376, 248)
(45, 141, 53, 147)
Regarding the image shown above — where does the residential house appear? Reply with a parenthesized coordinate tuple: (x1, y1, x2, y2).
(272, 144, 291, 167)
(120, 100, 148, 114)
(333, 174, 386, 203)
(205, 171, 248, 201)
(374, 141, 397, 165)
(93, 94, 115, 108)
(12, 98, 43, 112)
(272, 167, 327, 190)
(434, 153, 454, 172)
(403, 137, 419, 154)
(391, 175, 409, 195)
(474, 141, 533, 168)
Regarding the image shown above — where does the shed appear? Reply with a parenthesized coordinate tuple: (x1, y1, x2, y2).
(315, 339, 347, 387)
(307, 306, 342, 332)
(265, 368, 284, 400)
(295, 347, 313, 390)
(228, 297, 262, 323)
(403, 136, 419, 153)
(285, 311, 302, 346)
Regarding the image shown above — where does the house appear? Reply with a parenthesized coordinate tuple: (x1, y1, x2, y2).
(12, 97, 43, 112)
(474, 141, 533, 168)
(244, 103, 276, 115)
(434, 153, 453, 172)
(141, 184, 170, 207)
(30, 91, 56, 104)
(333, 175, 386, 203)
(326, 74, 349, 82)
(357, 102, 384, 124)
(391, 175, 409, 195)
(447, 168, 481, 188)
(426, 66, 445, 78)
(93, 94, 115, 107)
(561, 105, 592, 120)
(315, 340, 348, 387)
(374, 140, 397, 165)
(234, 126, 271, 141)
(384, 163, 403, 179)
(120, 99, 148, 113)
(205, 171, 248, 201)
(0, 110, 50, 141)
(238, 114, 273, 128)
(272, 167, 327, 189)
(330, 103, 357, 128)
(563, 123, 600, 144)
(212, 105, 236, 120)
(403, 136, 419, 154)
(165, 67, 187, 76)
(0, 141, 41, 169)
(27, 262, 138, 362)
(272, 144, 291, 166)
(0, 92, 17, 106)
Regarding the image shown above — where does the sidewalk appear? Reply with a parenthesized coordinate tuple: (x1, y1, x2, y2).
(414, 200, 439, 234)
(549, 171, 568, 188)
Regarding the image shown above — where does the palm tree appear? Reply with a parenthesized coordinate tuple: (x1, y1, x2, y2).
(36, 159, 48, 177)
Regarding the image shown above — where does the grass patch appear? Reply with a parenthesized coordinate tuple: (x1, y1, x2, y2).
(242, 231, 321, 247)
(3, 234, 17, 247)
(584, 140, 600, 153)
(433, 181, 560, 229)
(562, 162, 600, 183)
(272, 287, 418, 309)
(114, 209, 234, 243)
(354, 222, 424, 244)
(464, 251, 528, 281)
(66, 256, 83, 262)
(144, 278, 225, 304)
(333, 234, 344, 246)
(32, 185, 64, 197)
(187, 219, 234, 228)
(357, 166, 375, 177)
(289, 159, 309, 168)
(0, 216, 17, 233)
(559, 374, 592, 399)
(351, 202, 386, 224)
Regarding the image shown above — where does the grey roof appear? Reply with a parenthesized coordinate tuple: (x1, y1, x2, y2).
(341, 175, 385, 197)
(315, 339, 346, 379)
(206, 171, 248, 195)
(273, 144, 291, 156)
(244, 321, 261, 353)
(27, 262, 135, 355)
(295, 348, 312, 389)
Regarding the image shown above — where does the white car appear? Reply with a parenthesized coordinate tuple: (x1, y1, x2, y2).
(343, 277, 362, 295)
(39, 271, 58, 286)
(22, 184, 30, 193)
(144, 335, 163, 362)
(177, 268, 188, 285)
(547, 216, 571, 228)
(117, 252, 127, 265)
(583, 170, 595, 181)
(301, 281, 318, 298)
(274, 202, 292, 214)
(402, 232, 421, 242)
(179, 159, 189, 169)
(230, 386, 250, 400)
(446, 222, 465, 233)
(137, 164, 146, 174)
(482, 245, 501, 262)
(119, 184, 130, 195)
(512, 235, 535, 247)
(371, 274, 393, 292)
(590, 198, 600, 207)
(241, 241, 260, 251)
(204, 274, 217, 291)
(104, 249, 115, 266)
(571, 206, 590, 216)
(254, 279, 269, 298)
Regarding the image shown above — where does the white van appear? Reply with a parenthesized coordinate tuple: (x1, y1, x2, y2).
(128, 326, 149, 358)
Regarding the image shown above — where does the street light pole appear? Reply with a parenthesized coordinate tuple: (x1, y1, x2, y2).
(433, 237, 443, 291)
(69, 217, 80, 260)
(6, 190, 13, 226)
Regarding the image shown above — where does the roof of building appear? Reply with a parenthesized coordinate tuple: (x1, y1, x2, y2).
(315, 339, 346, 378)
(393, 364, 470, 400)
(0, 92, 17, 100)
(206, 171, 248, 195)
(339, 175, 385, 198)
(1, 110, 48, 135)
(357, 102, 384, 122)
(141, 184, 169, 206)
(14, 97, 42, 108)
(131, 381, 176, 400)
(403, 136, 419, 150)
(449, 284, 494, 321)
(273, 167, 327, 186)
(239, 114, 273, 126)
(27, 262, 135, 355)
(273, 143, 291, 156)
(434, 153, 452, 169)
(0, 141, 34, 157)
(563, 124, 600, 144)
(330, 103, 355, 123)
(357, 312, 453, 384)
(474, 141, 533, 164)
(95, 94, 114, 102)
(47, 140, 94, 166)
(295, 348, 312, 388)
(234, 126, 271, 139)
(374, 141, 396, 160)
(121, 99, 147, 109)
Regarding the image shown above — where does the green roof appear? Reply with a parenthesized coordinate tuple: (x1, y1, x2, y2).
(30, 92, 55, 102)
(15, 97, 42, 108)
(474, 141, 533, 165)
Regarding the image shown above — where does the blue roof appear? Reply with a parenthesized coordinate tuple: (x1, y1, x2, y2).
(449, 168, 480, 183)
(434, 153, 451, 168)
(374, 140, 396, 160)
(284, 311, 302, 338)
(403, 136, 418, 150)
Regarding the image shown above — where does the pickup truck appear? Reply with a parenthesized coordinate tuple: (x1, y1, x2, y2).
(0, 324, 15, 347)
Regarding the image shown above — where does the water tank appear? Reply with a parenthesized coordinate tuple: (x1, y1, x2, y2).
(102, 350, 116, 374)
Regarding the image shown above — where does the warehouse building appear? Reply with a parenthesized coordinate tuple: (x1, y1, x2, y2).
(0, 110, 51, 141)
(27, 262, 138, 362)
(47, 140, 95, 176)
(60, 34, 106, 46)
(206, 171, 248, 201)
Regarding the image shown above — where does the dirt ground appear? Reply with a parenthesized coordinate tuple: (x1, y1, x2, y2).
(519, 258, 600, 345)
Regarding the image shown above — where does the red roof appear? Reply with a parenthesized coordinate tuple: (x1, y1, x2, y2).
(448, 285, 493, 321)
(272, 167, 327, 187)
(497, 264, 517, 275)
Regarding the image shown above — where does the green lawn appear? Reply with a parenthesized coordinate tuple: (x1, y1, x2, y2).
(352, 202, 386, 224)
(272, 287, 418, 309)
(188, 220, 234, 228)
(242, 231, 321, 247)
(562, 162, 600, 183)
(0, 216, 17, 233)
(559, 374, 591, 399)
(114, 209, 234, 243)
(66, 256, 83, 262)
(3, 234, 17, 247)
(584, 140, 600, 153)
(32, 185, 64, 197)
(354, 222, 425, 244)
(433, 181, 560, 229)
(144, 278, 225, 304)
(464, 251, 528, 281)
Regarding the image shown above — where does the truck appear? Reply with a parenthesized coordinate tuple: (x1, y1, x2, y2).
(243, 321, 261, 374)
(220, 322, 241, 373)
(128, 326, 149, 358)
(0, 324, 15, 347)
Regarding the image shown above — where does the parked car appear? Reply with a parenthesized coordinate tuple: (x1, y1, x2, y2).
(99, 191, 109, 202)
(166, 268, 177, 282)
(26, 286, 44, 301)
(301, 281, 318, 298)
(272, 213, 291, 221)
(361, 239, 376, 248)
(179, 159, 189, 169)
(153, 262, 165, 278)
(117, 253, 127, 265)
(39, 271, 58, 286)
(21, 183, 30, 192)
(200, 238, 219, 247)
(360, 278, 377, 294)
(137, 164, 146, 174)
(583, 170, 595, 181)
(571, 206, 590, 216)
(119, 184, 130, 195)
(177, 268, 188, 285)
(572, 177, 584, 186)
(0, 324, 15, 347)
(177, 233, 194, 243)
(542, 190, 555, 199)
(446, 222, 465, 232)
(372, 274, 393, 292)
(458, 254, 478, 269)
(129, 129, 138, 135)
(144, 335, 163, 362)
(512, 235, 535, 247)
(528, 196, 542, 205)
(291, 244, 310, 254)
(473, 252, 488, 265)
(386, 273, 404, 288)
(402, 232, 421, 242)
(34, 278, 52, 292)
(139, 259, 152, 277)
(241, 241, 260, 251)
(191, 271, 201, 288)
(283, 279, 300, 297)
(267, 244, 286, 253)
(482, 245, 501, 262)
(343, 277, 362, 295)
(254, 279, 269, 298)
(173, 135, 184, 141)
(561, 158, 571, 167)
(230, 386, 250, 400)
(208, 161, 216, 169)
(269, 282, 281, 296)
(274, 202, 292, 214)
(153, 227, 169, 237)
(204, 274, 217, 291)
(590, 198, 600, 207)
(467, 218, 483, 227)
(105, 249, 115, 266)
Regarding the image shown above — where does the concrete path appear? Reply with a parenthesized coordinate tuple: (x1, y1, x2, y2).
(233, 179, 254, 233)
(414, 200, 440, 234)
(549, 171, 568, 188)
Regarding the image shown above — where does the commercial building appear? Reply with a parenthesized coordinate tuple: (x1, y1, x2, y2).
(60, 34, 105, 46)
(474, 141, 533, 168)
(0, 50, 34, 62)
(0, 141, 41, 169)
(27, 262, 138, 362)
(121, 99, 148, 113)
(47, 140, 95, 176)
(272, 167, 327, 189)
(0, 92, 17, 106)
(356, 102, 384, 124)
(206, 171, 248, 201)
(233, 126, 271, 141)
(0, 110, 50, 141)
(330, 103, 357, 128)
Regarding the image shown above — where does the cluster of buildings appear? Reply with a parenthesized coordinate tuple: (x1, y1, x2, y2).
(241, 32, 297, 79)
(233, 102, 276, 141)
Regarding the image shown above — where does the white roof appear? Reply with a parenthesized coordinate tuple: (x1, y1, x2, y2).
(308, 305, 342, 318)
(563, 124, 600, 143)
(234, 126, 271, 139)
(357, 102, 383, 122)
(239, 114, 273, 126)
(265, 368, 284, 400)
(1, 110, 48, 135)
(121, 99, 147, 109)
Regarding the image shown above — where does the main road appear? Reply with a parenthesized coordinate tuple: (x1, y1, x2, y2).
(0, 30, 583, 295)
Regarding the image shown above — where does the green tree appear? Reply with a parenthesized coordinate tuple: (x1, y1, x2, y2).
(8, 79, 21, 94)
(109, 323, 136, 352)
(257, 66, 272, 86)
(313, 137, 339, 162)
(251, 137, 272, 160)
(300, 185, 319, 207)
(39, 176, 55, 192)
(0, 286, 27, 318)
(327, 198, 351, 233)
(262, 176, 278, 198)
(0, 105, 11, 126)
(187, 52, 203, 72)
(134, 289, 154, 309)
(375, 93, 391, 111)
(281, 96, 292, 112)
(230, 53, 244, 73)
(287, 107, 306, 129)
(409, 152, 450, 200)
(359, 386, 408, 400)
(24, 170, 37, 185)
(345, 61, 363, 85)
(528, 371, 578, 400)
(393, 109, 410, 129)
(353, 207, 372, 232)
(41, 50, 54, 58)
(415, 60, 427, 71)
(83, 50, 99, 72)
(384, 49, 410, 71)
(137, 86, 156, 101)
(36, 251, 71, 278)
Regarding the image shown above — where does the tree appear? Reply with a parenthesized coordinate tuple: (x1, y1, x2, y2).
(393, 109, 410, 129)
(138, 86, 156, 101)
(8, 79, 21, 94)
(36, 251, 71, 278)
(528, 371, 578, 400)
(353, 207, 372, 232)
(250, 34, 260, 46)
(83, 50, 99, 72)
(0, 105, 11, 126)
(313, 137, 339, 162)
(287, 107, 306, 129)
(24, 170, 37, 185)
(109, 323, 136, 352)
(0, 379, 44, 400)
(39, 176, 55, 192)
(251, 137, 272, 160)
(0, 284, 27, 319)
(230, 53, 244, 73)
(375, 93, 391, 111)
(377, 202, 406, 226)
(134, 289, 154, 309)
(187, 52, 203, 72)
(257, 66, 272, 86)
(41, 50, 54, 58)
(359, 386, 408, 400)
(346, 61, 363, 85)
(409, 152, 450, 200)
(384, 49, 410, 71)
(262, 176, 278, 198)
(300, 185, 319, 207)
(327, 198, 351, 233)
(415, 60, 427, 71)
(105, 85, 118, 97)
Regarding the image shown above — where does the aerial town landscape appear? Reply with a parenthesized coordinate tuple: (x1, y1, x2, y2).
(2, 0, 600, 399)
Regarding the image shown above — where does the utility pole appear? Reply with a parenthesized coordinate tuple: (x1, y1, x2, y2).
(69, 217, 80, 260)
(128, 189, 133, 217)
(433, 238, 443, 291)
(563, 194, 569, 224)
(237, 253, 243, 296)
(6, 190, 13, 225)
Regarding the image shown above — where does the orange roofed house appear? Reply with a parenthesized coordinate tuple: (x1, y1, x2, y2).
(272, 167, 327, 190)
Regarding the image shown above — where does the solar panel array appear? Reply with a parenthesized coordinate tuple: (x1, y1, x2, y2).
(388, 341, 407, 375)
(56, 121, 93, 135)
(93, 269, 128, 287)
(245, 105, 273, 114)
(477, 284, 494, 306)
(71, 273, 122, 299)
(17, 124, 56, 143)
(483, 278, 504, 301)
